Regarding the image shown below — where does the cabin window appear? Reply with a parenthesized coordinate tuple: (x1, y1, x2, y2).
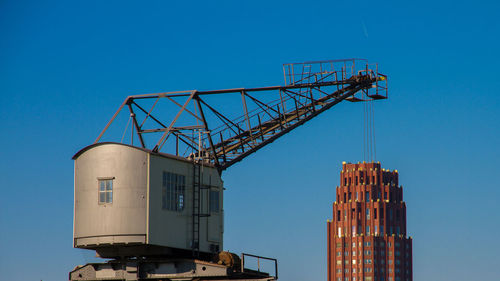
(162, 172, 185, 211)
(210, 190, 220, 213)
(98, 178, 113, 204)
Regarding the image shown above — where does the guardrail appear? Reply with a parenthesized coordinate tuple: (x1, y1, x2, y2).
(241, 252, 278, 279)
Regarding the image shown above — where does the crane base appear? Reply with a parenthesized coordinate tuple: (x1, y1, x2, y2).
(69, 258, 275, 281)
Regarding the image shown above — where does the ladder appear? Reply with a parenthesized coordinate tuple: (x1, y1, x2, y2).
(191, 161, 211, 257)
(191, 161, 201, 257)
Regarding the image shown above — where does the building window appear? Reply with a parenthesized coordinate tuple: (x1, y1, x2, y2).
(364, 241, 371, 247)
(344, 251, 349, 256)
(336, 242, 342, 248)
(210, 190, 220, 213)
(338, 227, 342, 236)
(344, 178, 347, 186)
(338, 210, 341, 221)
(337, 251, 342, 257)
(380, 226, 384, 235)
(162, 172, 185, 211)
(352, 226, 356, 236)
(364, 250, 371, 256)
(384, 192, 387, 200)
(364, 259, 372, 264)
(366, 209, 370, 219)
(366, 225, 370, 235)
(374, 208, 377, 219)
(375, 225, 378, 235)
(98, 178, 113, 204)
(366, 191, 370, 201)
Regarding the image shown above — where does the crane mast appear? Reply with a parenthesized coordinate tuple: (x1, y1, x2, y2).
(95, 59, 387, 171)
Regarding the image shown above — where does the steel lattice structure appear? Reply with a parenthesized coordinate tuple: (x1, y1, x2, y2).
(95, 59, 387, 172)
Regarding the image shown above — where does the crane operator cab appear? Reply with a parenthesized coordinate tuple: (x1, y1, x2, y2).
(72, 142, 223, 259)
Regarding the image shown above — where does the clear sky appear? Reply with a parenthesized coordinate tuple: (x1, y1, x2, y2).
(1, 0, 499, 280)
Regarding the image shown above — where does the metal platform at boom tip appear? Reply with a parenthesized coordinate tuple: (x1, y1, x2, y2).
(95, 59, 387, 172)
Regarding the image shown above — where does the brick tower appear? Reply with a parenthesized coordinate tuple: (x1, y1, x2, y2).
(327, 162, 412, 281)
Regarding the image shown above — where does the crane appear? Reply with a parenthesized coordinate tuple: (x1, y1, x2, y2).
(70, 59, 387, 281)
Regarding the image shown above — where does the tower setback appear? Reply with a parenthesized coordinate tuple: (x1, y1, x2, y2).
(327, 162, 412, 281)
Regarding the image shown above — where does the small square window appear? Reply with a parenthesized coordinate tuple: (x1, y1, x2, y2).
(98, 179, 113, 204)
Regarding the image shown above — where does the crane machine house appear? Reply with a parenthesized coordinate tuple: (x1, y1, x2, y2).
(70, 59, 387, 281)
(73, 143, 223, 257)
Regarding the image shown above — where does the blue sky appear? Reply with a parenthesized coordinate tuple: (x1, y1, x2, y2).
(1, 0, 499, 280)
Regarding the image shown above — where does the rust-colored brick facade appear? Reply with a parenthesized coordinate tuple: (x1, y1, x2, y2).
(327, 162, 412, 281)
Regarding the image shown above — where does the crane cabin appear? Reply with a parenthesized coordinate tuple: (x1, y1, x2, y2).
(73, 142, 223, 258)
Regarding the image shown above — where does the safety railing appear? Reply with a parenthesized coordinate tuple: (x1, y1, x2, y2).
(241, 253, 278, 279)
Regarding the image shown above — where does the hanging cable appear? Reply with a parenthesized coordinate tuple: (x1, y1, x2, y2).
(368, 98, 372, 162)
(361, 91, 367, 161)
(371, 98, 377, 162)
(362, 91, 377, 163)
(120, 115, 132, 144)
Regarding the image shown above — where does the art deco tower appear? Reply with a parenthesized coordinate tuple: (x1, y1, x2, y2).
(327, 162, 412, 281)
